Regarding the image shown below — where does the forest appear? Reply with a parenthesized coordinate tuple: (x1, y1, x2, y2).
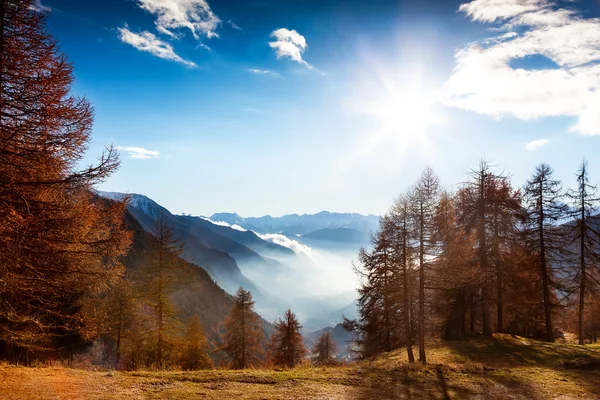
(1, 2, 600, 398)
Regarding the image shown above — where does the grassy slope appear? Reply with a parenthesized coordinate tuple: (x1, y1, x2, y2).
(1, 334, 599, 399)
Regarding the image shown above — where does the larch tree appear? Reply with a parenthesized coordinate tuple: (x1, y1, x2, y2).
(219, 287, 265, 369)
(137, 216, 184, 368)
(180, 314, 213, 370)
(389, 195, 415, 363)
(523, 164, 569, 343)
(102, 277, 136, 368)
(566, 160, 600, 345)
(0, 0, 130, 361)
(311, 331, 337, 366)
(268, 309, 306, 369)
(410, 167, 440, 364)
(456, 161, 516, 336)
(432, 193, 476, 339)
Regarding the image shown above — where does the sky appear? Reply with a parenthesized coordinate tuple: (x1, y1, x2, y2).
(41, 0, 600, 217)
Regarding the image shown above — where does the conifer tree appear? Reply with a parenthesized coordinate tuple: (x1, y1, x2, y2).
(219, 287, 264, 369)
(311, 331, 337, 366)
(410, 167, 440, 364)
(103, 277, 136, 368)
(269, 309, 306, 368)
(138, 216, 184, 368)
(0, 0, 129, 361)
(566, 160, 600, 345)
(523, 163, 569, 342)
(390, 196, 416, 363)
(180, 314, 213, 370)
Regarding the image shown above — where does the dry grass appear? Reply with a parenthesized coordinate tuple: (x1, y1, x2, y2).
(2, 335, 600, 399)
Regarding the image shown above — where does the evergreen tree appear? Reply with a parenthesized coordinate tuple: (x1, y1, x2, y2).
(0, 0, 129, 361)
(180, 314, 213, 370)
(219, 287, 264, 369)
(268, 309, 306, 368)
(311, 331, 337, 366)
(523, 163, 569, 342)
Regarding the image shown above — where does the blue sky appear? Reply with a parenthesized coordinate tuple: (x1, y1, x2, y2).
(42, 0, 600, 216)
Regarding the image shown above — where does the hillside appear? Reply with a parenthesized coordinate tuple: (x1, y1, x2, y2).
(2, 335, 599, 399)
(101, 192, 290, 315)
(122, 210, 274, 338)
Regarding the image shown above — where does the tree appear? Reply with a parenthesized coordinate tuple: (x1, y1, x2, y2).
(137, 216, 184, 368)
(431, 193, 476, 339)
(102, 277, 136, 368)
(389, 195, 416, 363)
(566, 160, 600, 345)
(0, 0, 129, 361)
(311, 331, 337, 366)
(219, 287, 264, 369)
(523, 164, 569, 342)
(410, 167, 440, 364)
(456, 161, 518, 336)
(180, 315, 213, 370)
(268, 309, 306, 368)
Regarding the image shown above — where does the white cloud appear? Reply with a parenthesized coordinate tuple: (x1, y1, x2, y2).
(268, 28, 314, 70)
(255, 232, 312, 255)
(138, 0, 220, 40)
(525, 138, 549, 151)
(118, 27, 196, 67)
(443, 0, 600, 135)
(117, 146, 160, 159)
(247, 68, 281, 77)
(228, 20, 242, 30)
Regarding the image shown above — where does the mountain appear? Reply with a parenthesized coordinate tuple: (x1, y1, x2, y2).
(300, 228, 371, 250)
(209, 211, 379, 236)
(99, 192, 289, 316)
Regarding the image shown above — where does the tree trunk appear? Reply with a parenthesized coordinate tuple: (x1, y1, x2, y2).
(402, 215, 415, 363)
(579, 205, 586, 345)
(418, 205, 426, 364)
(539, 199, 554, 343)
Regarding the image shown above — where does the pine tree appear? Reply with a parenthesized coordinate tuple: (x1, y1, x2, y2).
(523, 163, 569, 342)
(268, 309, 306, 368)
(311, 331, 337, 366)
(219, 287, 264, 369)
(180, 314, 213, 370)
(0, 0, 129, 361)
(566, 160, 600, 345)
(138, 216, 184, 368)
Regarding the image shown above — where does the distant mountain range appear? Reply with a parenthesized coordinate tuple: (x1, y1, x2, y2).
(209, 211, 379, 236)
(99, 191, 374, 332)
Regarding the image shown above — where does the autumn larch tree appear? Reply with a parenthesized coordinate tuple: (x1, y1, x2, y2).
(219, 287, 265, 369)
(180, 314, 213, 370)
(390, 195, 416, 363)
(523, 163, 569, 342)
(268, 309, 306, 368)
(138, 216, 184, 368)
(566, 160, 600, 345)
(311, 330, 337, 366)
(410, 167, 440, 364)
(0, 0, 129, 361)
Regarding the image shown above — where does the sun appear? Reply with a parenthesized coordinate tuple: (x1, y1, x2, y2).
(348, 64, 440, 156)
